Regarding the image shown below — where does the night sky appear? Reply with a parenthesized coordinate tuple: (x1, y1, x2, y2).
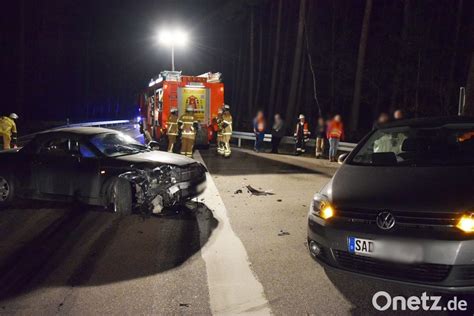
(2, 0, 473, 134)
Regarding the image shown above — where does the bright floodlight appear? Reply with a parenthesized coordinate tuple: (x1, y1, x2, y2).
(158, 29, 188, 46)
(174, 30, 188, 46)
(158, 30, 173, 45)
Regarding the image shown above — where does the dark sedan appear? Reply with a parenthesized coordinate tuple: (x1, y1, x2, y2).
(308, 117, 474, 291)
(0, 127, 207, 214)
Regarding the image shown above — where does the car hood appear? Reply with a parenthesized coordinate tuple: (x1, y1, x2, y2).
(326, 164, 474, 213)
(114, 151, 196, 167)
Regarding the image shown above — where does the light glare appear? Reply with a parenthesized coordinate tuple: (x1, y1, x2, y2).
(320, 205, 334, 220)
(158, 29, 188, 46)
(456, 215, 474, 233)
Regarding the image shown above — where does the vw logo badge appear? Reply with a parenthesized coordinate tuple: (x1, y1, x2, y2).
(376, 211, 396, 230)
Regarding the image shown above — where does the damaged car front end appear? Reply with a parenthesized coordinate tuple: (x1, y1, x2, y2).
(118, 163, 207, 214)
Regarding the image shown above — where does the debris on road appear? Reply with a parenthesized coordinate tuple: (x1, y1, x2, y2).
(179, 303, 190, 307)
(234, 189, 243, 194)
(277, 199, 282, 202)
(278, 230, 290, 236)
(246, 185, 275, 196)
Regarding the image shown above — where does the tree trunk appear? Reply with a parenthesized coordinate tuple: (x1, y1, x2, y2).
(446, 0, 464, 108)
(268, 0, 283, 115)
(286, 0, 307, 122)
(350, 0, 373, 130)
(330, 0, 336, 114)
(17, 0, 25, 116)
(254, 13, 263, 110)
(247, 7, 255, 118)
(465, 53, 474, 116)
(390, 0, 410, 111)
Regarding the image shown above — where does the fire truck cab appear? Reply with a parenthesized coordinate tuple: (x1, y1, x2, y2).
(139, 71, 224, 147)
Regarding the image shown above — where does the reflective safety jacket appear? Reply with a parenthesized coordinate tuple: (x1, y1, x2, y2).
(222, 112, 232, 135)
(0, 116, 17, 147)
(167, 113, 179, 136)
(216, 113, 223, 136)
(327, 120, 344, 140)
(294, 122, 310, 139)
(178, 113, 198, 139)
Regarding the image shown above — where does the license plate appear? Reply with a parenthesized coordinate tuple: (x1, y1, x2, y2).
(348, 237, 375, 255)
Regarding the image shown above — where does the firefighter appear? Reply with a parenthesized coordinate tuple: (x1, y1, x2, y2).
(0, 113, 19, 150)
(167, 107, 179, 152)
(294, 114, 310, 155)
(216, 108, 224, 155)
(179, 106, 198, 158)
(221, 104, 233, 157)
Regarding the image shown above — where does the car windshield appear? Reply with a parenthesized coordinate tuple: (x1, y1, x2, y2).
(350, 123, 474, 166)
(90, 132, 148, 157)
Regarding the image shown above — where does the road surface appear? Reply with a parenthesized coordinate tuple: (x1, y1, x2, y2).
(0, 126, 467, 315)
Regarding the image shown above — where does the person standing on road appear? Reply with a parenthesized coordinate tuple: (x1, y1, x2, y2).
(216, 107, 224, 155)
(294, 114, 310, 155)
(221, 104, 233, 158)
(167, 108, 179, 153)
(327, 114, 344, 162)
(179, 106, 198, 158)
(253, 110, 266, 152)
(271, 114, 285, 154)
(0, 113, 19, 150)
(315, 117, 326, 158)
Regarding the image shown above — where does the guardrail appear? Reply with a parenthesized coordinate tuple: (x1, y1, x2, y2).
(231, 131, 357, 152)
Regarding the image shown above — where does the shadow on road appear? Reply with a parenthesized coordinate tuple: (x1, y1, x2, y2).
(0, 200, 217, 301)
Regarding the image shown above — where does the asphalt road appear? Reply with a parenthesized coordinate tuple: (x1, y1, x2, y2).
(1, 126, 472, 315)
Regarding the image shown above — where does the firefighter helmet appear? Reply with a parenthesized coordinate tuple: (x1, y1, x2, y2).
(9, 113, 19, 120)
(223, 104, 230, 111)
(186, 106, 194, 112)
(298, 114, 305, 119)
(170, 107, 178, 113)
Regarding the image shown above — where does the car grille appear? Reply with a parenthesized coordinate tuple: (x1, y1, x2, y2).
(336, 208, 460, 228)
(333, 250, 451, 282)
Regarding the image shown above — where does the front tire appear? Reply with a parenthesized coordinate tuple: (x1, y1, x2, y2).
(0, 175, 15, 208)
(109, 178, 133, 215)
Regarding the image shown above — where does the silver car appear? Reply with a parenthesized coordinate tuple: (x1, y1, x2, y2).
(307, 117, 474, 291)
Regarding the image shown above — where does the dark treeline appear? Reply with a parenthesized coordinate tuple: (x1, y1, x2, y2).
(229, 0, 474, 137)
(1, 0, 474, 136)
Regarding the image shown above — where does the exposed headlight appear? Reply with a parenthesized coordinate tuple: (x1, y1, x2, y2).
(310, 195, 335, 220)
(456, 214, 474, 233)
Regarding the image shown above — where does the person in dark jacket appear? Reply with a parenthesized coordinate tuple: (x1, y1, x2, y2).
(294, 114, 310, 155)
(271, 114, 285, 153)
(315, 117, 326, 158)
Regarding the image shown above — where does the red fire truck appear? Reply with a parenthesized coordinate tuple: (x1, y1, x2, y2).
(139, 71, 224, 147)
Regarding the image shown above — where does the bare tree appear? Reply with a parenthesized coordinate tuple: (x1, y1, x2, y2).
(286, 0, 307, 121)
(350, 0, 373, 130)
(254, 11, 263, 109)
(390, 0, 410, 112)
(465, 53, 474, 115)
(268, 0, 283, 115)
(247, 7, 255, 118)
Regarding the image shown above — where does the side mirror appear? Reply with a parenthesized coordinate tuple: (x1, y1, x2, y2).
(337, 153, 349, 165)
(148, 141, 160, 150)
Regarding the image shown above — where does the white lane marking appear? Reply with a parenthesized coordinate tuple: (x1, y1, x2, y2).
(194, 151, 272, 315)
